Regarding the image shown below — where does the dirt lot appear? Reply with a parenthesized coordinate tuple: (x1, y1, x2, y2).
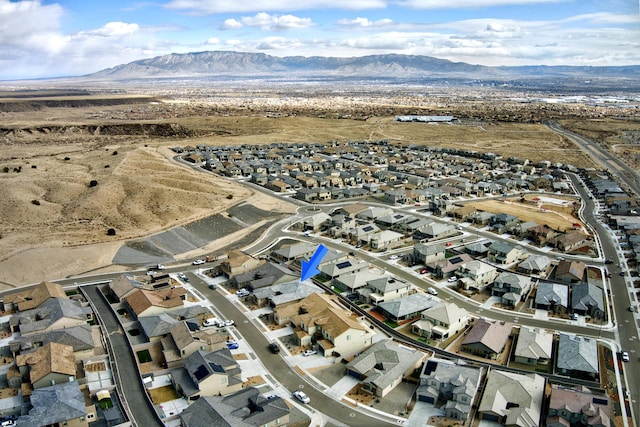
(0, 93, 633, 288)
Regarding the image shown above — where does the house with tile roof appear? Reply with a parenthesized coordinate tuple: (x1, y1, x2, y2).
(357, 276, 413, 305)
(15, 380, 94, 427)
(345, 339, 427, 398)
(15, 324, 97, 359)
(274, 293, 375, 358)
(270, 241, 317, 262)
(179, 387, 290, 427)
(107, 274, 141, 302)
(461, 318, 512, 360)
(162, 321, 227, 366)
(318, 258, 370, 281)
(491, 272, 532, 307)
(251, 279, 323, 307)
(513, 327, 553, 366)
(172, 348, 243, 399)
(534, 281, 569, 314)
(125, 286, 187, 318)
(554, 230, 592, 253)
(516, 255, 552, 276)
(232, 262, 298, 291)
(16, 342, 76, 390)
(556, 334, 599, 381)
(478, 370, 545, 427)
(571, 283, 605, 320)
(456, 260, 499, 292)
(487, 241, 525, 265)
(416, 358, 482, 421)
(412, 243, 446, 266)
(369, 229, 406, 251)
(9, 297, 93, 335)
(2, 280, 67, 313)
(555, 260, 587, 284)
(411, 302, 471, 341)
(333, 268, 389, 293)
(547, 384, 611, 427)
(377, 293, 437, 322)
(220, 250, 265, 278)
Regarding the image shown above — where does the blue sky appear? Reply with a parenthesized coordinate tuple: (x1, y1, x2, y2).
(0, 0, 638, 80)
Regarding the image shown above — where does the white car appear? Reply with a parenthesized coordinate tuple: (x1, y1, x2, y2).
(389, 255, 399, 260)
(236, 288, 250, 297)
(621, 351, 630, 362)
(302, 349, 317, 356)
(218, 319, 235, 327)
(203, 318, 219, 327)
(447, 276, 457, 283)
(192, 259, 205, 265)
(427, 287, 438, 295)
(293, 390, 310, 404)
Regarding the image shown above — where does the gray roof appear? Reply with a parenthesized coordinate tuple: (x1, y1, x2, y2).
(252, 279, 322, 306)
(10, 297, 92, 335)
(517, 254, 552, 272)
(535, 281, 569, 307)
(571, 282, 605, 312)
(378, 293, 435, 318)
(180, 388, 290, 427)
(514, 327, 553, 361)
(367, 277, 410, 293)
(556, 333, 599, 374)
(271, 241, 317, 259)
(17, 323, 94, 352)
(345, 339, 425, 391)
(139, 312, 180, 338)
(16, 381, 86, 426)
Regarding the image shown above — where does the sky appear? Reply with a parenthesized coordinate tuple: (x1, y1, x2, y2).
(0, 0, 639, 80)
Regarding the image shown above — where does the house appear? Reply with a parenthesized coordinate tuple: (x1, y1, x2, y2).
(516, 255, 552, 276)
(461, 318, 512, 360)
(527, 224, 557, 247)
(356, 206, 394, 221)
(411, 302, 470, 341)
(179, 387, 290, 427)
(125, 286, 187, 318)
(554, 230, 592, 253)
(318, 258, 370, 281)
(303, 212, 331, 231)
(383, 189, 408, 205)
(416, 358, 482, 421)
(9, 297, 93, 335)
(274, 293, 375, 358)
(489, 213, 519, 234)
(172, 348, 243, 400)
(2, 280, 67, 312)
(534, 282, 569, 314)
(15, 342, 76, 389)
(571, 283, 605, 320)
(377, 293, 437, 322)
(414, 222, 456, 241)
(477, 370, 545, 427)
(547, 384, 611, 427)
(232, 262, 298, 291)
(358, 276, 413, 305)
(221, 250, 265, 278)
(107, 274, 141, 302)
(555, 260, 587, 284)
(487, 242, 525, 265)
(349, 223, 380, 245)
(251, 279, 322, 307)
(431, 253, 474, 279)
(491, 272, 532, 306)
(456, 261, 498, 292)
(14, 324, 97, 359)
(333, 268, 388, 293)
(556, 334, 599, 381)
(345, 339, 426, 398)
(513, 327, 553, 366)
(138, 313, 181, 341)
(412, 243, 446, 266)
(164, 321, 226, 363)
(369, 230, 405, 251)
(15, 381, 94, 427)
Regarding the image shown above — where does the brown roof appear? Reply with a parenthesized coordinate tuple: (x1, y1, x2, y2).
(126, 287, 186, 316)
(4, 281, 67, 311)
(16, 342, 76, 384)
(462, 318, 512, 354)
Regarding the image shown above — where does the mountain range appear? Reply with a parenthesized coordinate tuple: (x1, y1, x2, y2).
(85, 51, 640, 91)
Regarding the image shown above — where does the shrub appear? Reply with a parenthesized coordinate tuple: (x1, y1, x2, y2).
(226, 194, 233, 199)
(112, 150, 118, 156)
(2, 167, 8, 173)
(31, 199, 40, 206)
(88, 180, 98, 187)
(63, 157, 70, 161)
(106, 228, 116, 236)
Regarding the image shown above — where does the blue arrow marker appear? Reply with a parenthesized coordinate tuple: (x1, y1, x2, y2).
(300, 244, 328, 281)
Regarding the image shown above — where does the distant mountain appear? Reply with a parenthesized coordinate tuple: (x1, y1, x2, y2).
(85, 51, 640, 90)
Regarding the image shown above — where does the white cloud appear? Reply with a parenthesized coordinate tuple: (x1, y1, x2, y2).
(205, 37, 220, 44)
(165, 0, 386, 14)
(220, 12, 314, 31)
(397, 0, 567, 8)
(336, 17, 394, 27)
(77, 22, 140, 37)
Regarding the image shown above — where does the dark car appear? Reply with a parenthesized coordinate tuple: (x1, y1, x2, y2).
(268, 342, 280, 354)
(605, 259, 613, 264)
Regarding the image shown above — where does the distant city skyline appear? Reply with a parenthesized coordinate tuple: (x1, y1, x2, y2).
(0, 0, 639, 80)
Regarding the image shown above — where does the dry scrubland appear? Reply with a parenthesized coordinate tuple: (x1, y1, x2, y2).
(0, 93, 637, 287)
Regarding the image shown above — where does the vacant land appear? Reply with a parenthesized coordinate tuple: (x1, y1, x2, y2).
(0, 92, 635, 287)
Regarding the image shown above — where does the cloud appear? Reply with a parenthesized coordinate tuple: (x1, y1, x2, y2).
(76, 22, 140, 37)
(165, 0, 386, 14)
(221, 18, 243, 30)
(220, 12, 314, 31)
(336, 17, 394, 28)
(397, 0, 567, 8)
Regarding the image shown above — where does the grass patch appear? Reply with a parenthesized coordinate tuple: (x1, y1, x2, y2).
(384, 320, 399, 328)
(136, 349, 152, 364)
(98, 398, 114, 410)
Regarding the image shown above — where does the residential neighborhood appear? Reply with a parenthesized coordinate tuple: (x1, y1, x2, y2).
(0, 137, 638, 427)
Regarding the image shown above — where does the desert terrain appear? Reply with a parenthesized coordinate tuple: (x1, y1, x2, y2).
(1, 89, 638, 288)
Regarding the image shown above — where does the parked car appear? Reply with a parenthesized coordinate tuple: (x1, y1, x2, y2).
(226, 340, 239, 349)
(293, 390, 310, 404)
(427, 287, 438, 295)
(302, 349, 317, 357)
(420, 269, 428, 274)
(572, 313, 579, 321)
(447, 276, 458, 283)
(389, 255, 399, 260)
(208, 283, 217, 290)
(218, 319, 235, 327)
(605, 259, 613, 264)
(192, 259, 205, 265)
(268, 342, 280, 354)
(621, 351, 630, 362)
(177, 272, 189, 281)
(236, 288, 250, 297)
(203, 318, 219, 327)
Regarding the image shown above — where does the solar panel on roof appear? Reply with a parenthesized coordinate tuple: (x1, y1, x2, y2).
(394, 214, 404, 219)
(450, 257, 464, 264)
(193, 365, 209, 381)
(363, 226, 374, 232)
(336, 261, 352, 269)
